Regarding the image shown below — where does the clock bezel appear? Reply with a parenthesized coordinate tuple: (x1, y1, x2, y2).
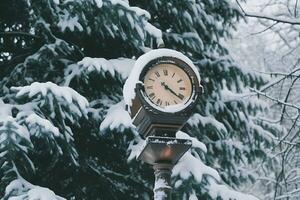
(137, 56, 201, 114)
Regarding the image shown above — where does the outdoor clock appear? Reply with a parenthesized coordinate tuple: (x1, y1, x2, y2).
(124, 49, 202, 138)
(143, 61, 193, 109)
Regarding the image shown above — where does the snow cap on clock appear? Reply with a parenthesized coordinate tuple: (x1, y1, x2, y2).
(123, 48, 201, 107)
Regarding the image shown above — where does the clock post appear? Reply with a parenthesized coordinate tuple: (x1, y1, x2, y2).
(124, 49, 202, 200)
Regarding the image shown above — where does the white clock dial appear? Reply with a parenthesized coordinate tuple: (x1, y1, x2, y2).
(144, 63, 192, 108)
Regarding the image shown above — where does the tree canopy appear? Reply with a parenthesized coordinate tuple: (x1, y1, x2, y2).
(0, 0, 279, 199)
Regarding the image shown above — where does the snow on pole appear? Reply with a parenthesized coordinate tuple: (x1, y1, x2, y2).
(153, 163, 173, 200)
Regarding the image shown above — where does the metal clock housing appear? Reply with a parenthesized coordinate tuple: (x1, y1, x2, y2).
(138, 57, 200, 114)
(130, 56, 201, 138)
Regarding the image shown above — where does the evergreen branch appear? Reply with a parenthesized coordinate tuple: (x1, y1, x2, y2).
(0, 31, 41, 39)
(86, 161, 153, 195)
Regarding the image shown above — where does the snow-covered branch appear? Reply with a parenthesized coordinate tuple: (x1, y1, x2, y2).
(236, 0, 300, 25)
(250, 88, 300, 111)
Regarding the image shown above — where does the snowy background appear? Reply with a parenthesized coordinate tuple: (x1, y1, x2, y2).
(0, 0, 300, 199)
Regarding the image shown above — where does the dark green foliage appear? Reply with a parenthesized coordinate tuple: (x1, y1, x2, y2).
(0, 0, 277, 199)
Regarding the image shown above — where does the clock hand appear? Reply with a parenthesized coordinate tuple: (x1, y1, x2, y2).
(161, 82, 181, 99)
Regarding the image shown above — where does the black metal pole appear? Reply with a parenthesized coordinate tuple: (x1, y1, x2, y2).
(153, 163, 173, 200)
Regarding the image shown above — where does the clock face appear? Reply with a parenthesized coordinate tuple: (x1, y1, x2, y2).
(143, 63, 192, 108)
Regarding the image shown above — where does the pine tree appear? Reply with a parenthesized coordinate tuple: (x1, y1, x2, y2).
(0, 0, 278, 199)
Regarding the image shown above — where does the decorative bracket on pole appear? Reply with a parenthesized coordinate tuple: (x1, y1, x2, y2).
(138, 136, 192, 200)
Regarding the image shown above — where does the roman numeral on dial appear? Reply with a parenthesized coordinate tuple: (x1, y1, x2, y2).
(178, 93, 184, 100)
(156, 98, 162, 105)
(149, 93, 155, 99)
(163, 69, 168, 76)
(177, 79, 183, 83)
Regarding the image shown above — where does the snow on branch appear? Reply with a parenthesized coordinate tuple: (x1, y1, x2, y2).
(57, 13, 83, 32)
(259, 66, 300, 92)
(53, 0, 163, 45)
(236, 0, 300, 25)
(176, 131, 207, 153)
(250, 88, 300, 111)
(23, 113, 60, 137)
(0, 99, 13, 117)
(99, 101, 133, 133)
(164, 32, 204, 51)
(4, 178, 66, 200)
(0, 116, 34, 174)
(107, 0, 162, 42)
(0, 116, 31, 144)
(109, 0, 150, 19)
(11, 82, 89, 116)
(127, 137, 145, 161)
(64, 57, 134, 86)
(172, 132, 258, 200)
(173, 150, 221, 183)
(10, 82, 89, 161)
(208, 177, 259, 200)
(188, 113, 227, 134)
(220, 86, 268, 110)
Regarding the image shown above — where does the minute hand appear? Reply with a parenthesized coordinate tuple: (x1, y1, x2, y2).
(161, 82, 181, 99)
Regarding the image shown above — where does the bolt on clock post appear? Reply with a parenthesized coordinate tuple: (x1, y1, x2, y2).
(123, 48, 202, 200)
